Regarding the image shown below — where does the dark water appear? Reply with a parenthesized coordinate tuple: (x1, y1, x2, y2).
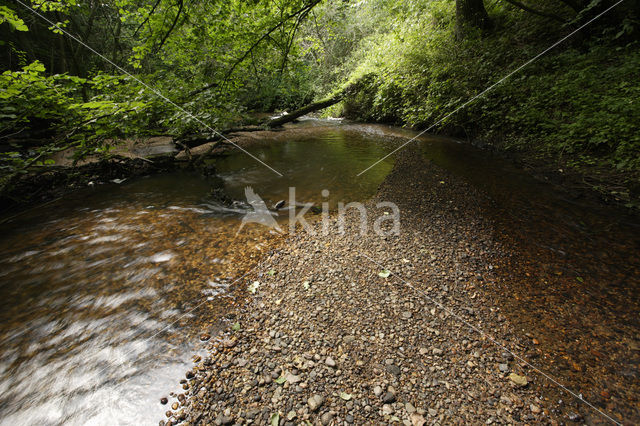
(416, 138, 640, 423)
(0, 126, 393, 425)
(0, 120, 638, 424)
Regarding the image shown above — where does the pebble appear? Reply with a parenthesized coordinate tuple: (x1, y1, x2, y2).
(374, 385, 383, 397)
(320, 412, 334, 425)
(508, 373, 528, 387)
(410, 413, 426, 426)
(386, 364, 401, 376)
(160, 397, 168, 405)
(498, 363, 509, 372)
(285, 373, 301, 384)
(308, 394, 324, 412)
(382, 391, 396, 403)
(325, 357, 336, 368)
(568, 412, 583, 422)
(214, 414, 233, 425)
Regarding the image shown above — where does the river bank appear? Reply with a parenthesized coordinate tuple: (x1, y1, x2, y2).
(3, 118, 639, 222)
(160, 146, 601, 425)
(1, 122, 635, 423)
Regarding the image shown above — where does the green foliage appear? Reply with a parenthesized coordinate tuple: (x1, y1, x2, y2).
(0, 5, 28, 31)
(488, 46, 640, 172)
(317, 0, 640, 175)
(0, 61, 159, 188)
(2, 0, 639, 197)
(1, 0, 328, 190)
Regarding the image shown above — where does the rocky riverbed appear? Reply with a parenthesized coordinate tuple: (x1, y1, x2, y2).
(158, 147, 601, 425)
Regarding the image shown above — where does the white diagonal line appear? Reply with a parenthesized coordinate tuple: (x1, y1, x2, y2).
(359, 252, 622, 425)
(357, 0, 625, 176)
(15, 0, 283, 177)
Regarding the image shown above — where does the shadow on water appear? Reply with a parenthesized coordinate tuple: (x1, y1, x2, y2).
(415, 135, 640, 423)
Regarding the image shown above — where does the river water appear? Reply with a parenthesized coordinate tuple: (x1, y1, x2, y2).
(0, 120, 638, 424)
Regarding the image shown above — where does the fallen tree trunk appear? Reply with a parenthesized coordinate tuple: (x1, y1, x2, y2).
(176, 125, 265, 148)
(264, 93, 343, 128)
(177, 85, 354, 155)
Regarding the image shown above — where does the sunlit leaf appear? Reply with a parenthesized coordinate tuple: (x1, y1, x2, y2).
(339, 391, 352, 400)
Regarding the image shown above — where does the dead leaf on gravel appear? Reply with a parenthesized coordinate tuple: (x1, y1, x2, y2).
(508, 373, 528, 386)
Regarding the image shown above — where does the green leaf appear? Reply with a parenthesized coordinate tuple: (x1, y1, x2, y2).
(0, 6, 28, 32)
(270, 412, 280, 426)
(274, 375, 286, 385)
(303, 280, 310, 290)
(231, 322, 241, 332)
(268, 269, 276, 276)
(378, 270, 391, 278)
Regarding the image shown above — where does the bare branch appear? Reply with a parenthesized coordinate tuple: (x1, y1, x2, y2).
(157, 0, 184, 50)
(133, 0, 162, 38)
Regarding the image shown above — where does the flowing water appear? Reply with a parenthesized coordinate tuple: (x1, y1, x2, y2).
(0, 120, 638, 424)
(0, 124, 393, 425)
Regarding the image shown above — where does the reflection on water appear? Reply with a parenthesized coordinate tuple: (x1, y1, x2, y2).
(0, 129, 394, 425)
(417, 137, 640, 423)
(214, 128, 395, 209)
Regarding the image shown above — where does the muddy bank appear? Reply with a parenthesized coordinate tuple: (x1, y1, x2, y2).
(0, 156, 178, 216)
(0, 127, 289, 215)
(159, 147, 604, 425)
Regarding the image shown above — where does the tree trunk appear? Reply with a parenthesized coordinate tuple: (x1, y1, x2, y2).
(456, 0, 492, 36)
(264, 94, 343, 128)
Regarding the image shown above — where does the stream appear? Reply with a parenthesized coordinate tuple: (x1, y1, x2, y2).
(0, 119, 638, 424)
